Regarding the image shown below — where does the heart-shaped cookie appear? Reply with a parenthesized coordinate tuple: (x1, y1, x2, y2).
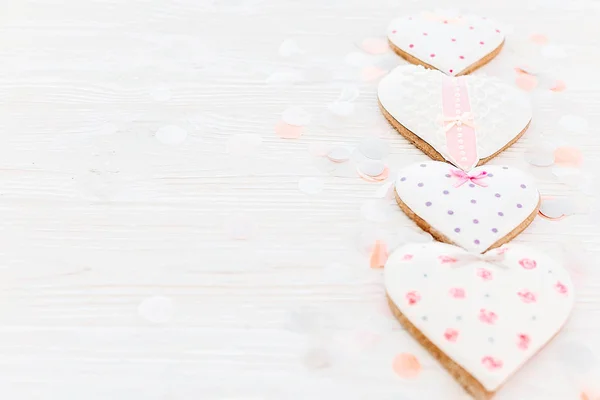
(395, 161, 540, 253)
(385, 242, 574, 399)
(387, 11, 505, 76)
(379, 65, 532, 171)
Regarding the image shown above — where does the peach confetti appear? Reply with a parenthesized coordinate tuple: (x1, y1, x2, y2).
(361, 66, 387, 82)
(392, 353, 422, 379)
(359, 37, 390, 55)
(554, 146, 583, 168)
(530, 33, 549, 45)
(275, 121, 303, 139)
(515, 74, 538, 92)
(550, 80, 567, 92)
(358, 165, 390, 182)
(369, 240, 388, 269)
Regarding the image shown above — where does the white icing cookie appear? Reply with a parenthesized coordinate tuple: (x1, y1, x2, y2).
(395, 161, 540, 253)
(379, 65, 532, 171)
(385, 242, 574, 398)
(387, 11, 505, 76)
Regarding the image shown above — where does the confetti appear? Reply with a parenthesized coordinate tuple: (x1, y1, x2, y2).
(326, 146, 352, 163)
(224, 214, 255, 240)
(373, 181, 395, 199)
(327, 101, 355, 117)
(556, 341, 598, 373)
(515, 74, 538, 91)
(525, 147, 555, 166)
(155, 125, 188, 145)
(530, 33, 549, 45)
(358, 137, 389, 160)
(358, 165, 390, 182)
(227, 133, 263, 157)
(550, 80, 567, 92)
(515, 64, 540, 75)
(266, 70, 303, 85)
(392, 353, 422, 379)
(361, 199, 389, 223)
(308, 142, 330, 157)
(541, 44, 567, 59)
(298, 177, 325, 195)
(559, 115, 589, 134)
(554, 146, 583, 167)
(369, 240, 389, 268)
(539, 198, 573, 220)
(338, 85, 360, 102)
(275, 121, 303, 139)
(138, 296, 175, 323)
(344, 52, 372, 67)
(278, 38, 304, 57)
(282, 106, 311, 126)
(359, 37, 390, 55)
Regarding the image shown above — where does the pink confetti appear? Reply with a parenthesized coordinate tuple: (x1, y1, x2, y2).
(392, 353, 421, 379)
(550, 80, 567, 92)
(530, 33, 549, 45)
(357, 165, 390, 182)
(359, 37, 389, 55)
(554, 146, 583, 167)
(369, 240, 388, 269)
(361, 66, 387, 82)
(515, 74, 538, 92)
(275, 121, 303, 139)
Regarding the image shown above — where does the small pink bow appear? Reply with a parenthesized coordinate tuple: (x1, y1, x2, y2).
(450, 169, 488, 187)
(443, 112, 475, 132)
(438, 247, 510, 269)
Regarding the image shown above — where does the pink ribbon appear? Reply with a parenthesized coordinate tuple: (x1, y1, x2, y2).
(450, 169, 489, 187)
(443, 112, 476, 132)
(439, 247, 510, 269)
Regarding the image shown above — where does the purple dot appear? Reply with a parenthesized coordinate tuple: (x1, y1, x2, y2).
(495, 193, 501, 198)
(517, 203, 523, 208)
(470, 199, 476, 204)
(454, 228, 461, 233)
(473, 219, 479, 224)
(443, 190, 449, 195)
(448, 210, 454, 215)
(469, 183, 475, 188)
(488, 173, 494, 177)
(420, 164, 426, 167)
(418, 182, 424, 187)
(474, 239, 480, 245)
(521, 184, 526, 189)
(425, 201, 432, 207)
(445, 174, 451, 178)
(400, 177, 406, 181)
(491, 228, 498, 233)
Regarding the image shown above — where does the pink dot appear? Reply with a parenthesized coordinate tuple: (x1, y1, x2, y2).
(480, 41, 485, 45)
(409, 44, 414, 48)
(423, 32, 428, 36)
(451, 38, 456, 42)
(443, 20, 448, 24)
(392, 30, 397, 34)
(430, 53, 436, 58)
(496, 29, 501, 33)
(459, 55, 465, 59)
(469, 26, 474, 30)
(449, 69, 453, 73)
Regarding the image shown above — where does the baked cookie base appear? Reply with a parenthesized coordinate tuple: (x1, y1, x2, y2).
(378, 100, 531, 169)
(388, 40, 505, 76)
(395, 191, 541, 253)
(387, 294, 496, 400)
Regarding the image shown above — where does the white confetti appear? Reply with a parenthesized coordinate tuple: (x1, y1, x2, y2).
(525, 148, 555, 166)
(327, 101, 355, 117)
(338, 85, 360, 102)
(556, 341, 598, 373)
(138, 296, 175, 323)
(559, 114, 589, 134)
(266, 70, 303, 85)
(308, 142, 330, 157)
(374, 182, 395, 199)
(227, 133, 263, 157)
(344, 52, 372, 67)
(326, 146, 352, 163)
(278, 38, 304, 57)
(358, 137, 389, 160)
(540, 198, 574, 219)
(360, 199, 389, 222)
(282, 106, 311, 126)
(541, 44, 567, 59)
(358, 160, 385, 177)
(298, 177, 325, 195)
(155, 125, 188, 145)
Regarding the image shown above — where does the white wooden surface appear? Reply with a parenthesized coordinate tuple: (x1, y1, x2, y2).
(1, 1, 600, 399)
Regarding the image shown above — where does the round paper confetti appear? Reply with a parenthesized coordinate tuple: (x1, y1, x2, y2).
(550, 80, 567, 92)
(282, 106, 311, 126)
(361, 199, 389, 223)
(266, 70, 303, 85)
(359, 37, 390, 55)
(327, 146, 351, 163)
(554, 146, 583, 167)
(358, 137, 389, 160)
(361, 66, 387, 82)
(298, 177, 325, 195)
(530, 33, 549, 45)
(539, 198, 569, 219)
(392, 353, 422, 379)
(308, 142, 330, 157)
(344, 52, 372, 67)
(516, 74, 538, 91)
(227, 134, 263, 157)
(358, 160, 385, 177)
(338, 85, 360, 102)
(559, 115, 589, 134)
(156, 125, 188, 145)
(138, 296, 174, 323)
(358, 165, 390, 182)
(328, 101, 355, 117)
(525, 148, 555, 166)
(374, 182, 395, 199)
(275, 121, 303, 139)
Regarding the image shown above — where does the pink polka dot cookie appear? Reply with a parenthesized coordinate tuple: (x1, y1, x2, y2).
(379, 65, 532, 171)
(385, 242, 574, 399)
(387, 11, 505, 76)
(395, 161, 540, 253)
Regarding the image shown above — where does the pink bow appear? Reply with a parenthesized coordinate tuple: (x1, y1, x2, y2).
(443, 112, 475, 132)
(450, 169, 488, 187)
